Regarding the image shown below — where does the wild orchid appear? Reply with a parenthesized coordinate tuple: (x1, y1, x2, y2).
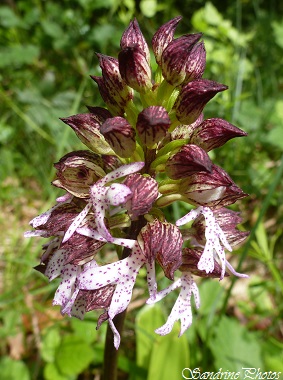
(25, 16, 249, 358)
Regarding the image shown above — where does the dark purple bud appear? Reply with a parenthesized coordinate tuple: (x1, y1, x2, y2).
(180, 248, 229, 278)
(136, 106, 171, 148)
(86, 106, 112, 122)
(190, 118, 248, 151)
(138, 220, 183, 279)
(101, 155, 122, 173)
(61, 232, 105, 265)
(120, 18, 150, 63)
(179, 164, 248, 208)
(118, 46, 152, 93)
(100, 116, 136, 158)
(52, 150, 107, 198)
(77, 285, 115, 312)
(175, 79, 228, 124)
(60, 112, 113, 155)
(166, 144, 213, 179)
(96, 54, 134, 109)
(152, 16, 182, 65)
(31, 200, 83, 236)
(124, 173, 159, 220)
(161, 34, 202, 86)
(90, 75, 125, 116)
(184, 41, 206, 83)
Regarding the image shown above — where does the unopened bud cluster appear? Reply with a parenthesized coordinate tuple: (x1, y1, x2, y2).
(25, 17, 249, 349)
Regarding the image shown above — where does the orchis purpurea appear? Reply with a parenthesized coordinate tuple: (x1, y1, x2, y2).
(25, 16, 249, 351)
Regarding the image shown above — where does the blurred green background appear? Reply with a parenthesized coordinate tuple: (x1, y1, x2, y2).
(0, 0, 283, 379)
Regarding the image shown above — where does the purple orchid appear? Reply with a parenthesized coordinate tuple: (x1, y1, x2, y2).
(26, 16, 250, 356)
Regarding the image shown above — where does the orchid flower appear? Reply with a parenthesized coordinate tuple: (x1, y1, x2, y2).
(176, 206, 232, 280)
(63, 162, 144, 243)
(78, 242, 153, 349)
(147, 272, 200, 336)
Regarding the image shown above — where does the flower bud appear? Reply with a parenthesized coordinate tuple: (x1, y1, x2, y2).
(180, 248, 229, 278)
(100, 116, 136, 158)
(120, 18, 150, 64)
(190, 118, 248, 151)
(184, 41, 206, 83)
(60, 112, 114, 155)
(136, 106, 171, 148)
(90, 75, 125, 116)
(77, 285, 115, 313)
(118, 46, 152, 93)
(166, 144, 213, 179)
(96, 54, 134, 110)
(124, 173, 159, 220)
(61, 232, 106, 265)
(161, 33, 202, 86)
(179, 164, 248, 208)
(137, 220, 183, 279)
(52, 151, 107, 198)
(174, 79, 228, 124)
(152, 16, 182, 65)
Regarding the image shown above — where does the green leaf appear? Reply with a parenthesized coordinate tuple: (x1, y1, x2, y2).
(262, 339, 283, 372)
(198, 280, 224, 316)
(44, 363, 69, 380)
(140, 0, 157, 17)
(267, 125, 283, 150)
(41, 327, 62, 363)
(147, 324, 190, 380)
(55, 335, 95, 376)
(0, 6, 21, 28)
(208, 316, 263, 371)
(0, 45, 40, 68)
(70, 318, 98, 344)
(0, 357, 30, 380)
(136, 304, 165, 371)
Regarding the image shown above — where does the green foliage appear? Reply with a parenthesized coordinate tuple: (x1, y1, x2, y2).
(1, 0, 283, 378)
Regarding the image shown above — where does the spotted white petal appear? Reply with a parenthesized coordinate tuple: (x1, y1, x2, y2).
(146, 261, 157, 300)
(153, 273, 200, 336)
(175, 207, 202, 227)
(77, 226, 136, 249)
(53, 263, 80, 308)
(106, 183, 132, 206)
(225, 260, 249, 278)
(98, 162, 144, 186)
(108, 319, 121, 350)
(45, 249, 66, 281)
(62, 202, 92, 243)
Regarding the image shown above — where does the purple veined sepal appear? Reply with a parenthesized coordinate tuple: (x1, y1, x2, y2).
(165, 144, 213, 179)
(174, 79, 228, 124)
(100, 116, 136, 158)
(120, 18, 151, 64)
(136, 106, 171, 149)
(118, 45, 152, 94)
(60, 112, 114, 154)
(152, 16, 183, 66)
